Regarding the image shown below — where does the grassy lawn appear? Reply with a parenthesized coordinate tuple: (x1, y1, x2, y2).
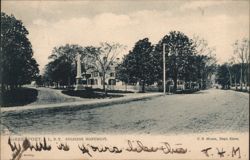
(233, 89, 250, 94)
(175, 88, 200, 94)
(0, 87, 38, 107)
(91, 88, 134, 94)
(62, 89, 125, 99)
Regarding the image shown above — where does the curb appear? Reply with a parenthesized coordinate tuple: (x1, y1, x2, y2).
(1, 93, 163, 114)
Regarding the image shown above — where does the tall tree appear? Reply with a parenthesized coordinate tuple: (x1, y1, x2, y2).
(117, 38, 155, 92)
(228, 62, 241, 89)
(85, 42, 126, 94)
(154, 31, 195, 92)
(0, 12, 39, 91)
(117, 54, 137, 84)
(216, 64, 230, 89)
(116, 55, 134, 91)
(44, 44, 85, 87)
(232, 38, 249, 90)
(192, 36, 217, 89)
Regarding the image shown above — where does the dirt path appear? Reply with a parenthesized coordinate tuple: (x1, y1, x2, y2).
(28, 87, 82, 105)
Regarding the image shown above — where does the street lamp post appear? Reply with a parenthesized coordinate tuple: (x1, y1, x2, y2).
(163, 43, 166, 94)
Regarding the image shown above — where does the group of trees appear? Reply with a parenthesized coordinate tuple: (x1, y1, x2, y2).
(43, 42, 125, 93)
(117, 31, 217, 92)
(43, 31, 217, 93)
(216, 38, 249, 90)
(1, 12, 39, 92)
(43, 44, 83, 87)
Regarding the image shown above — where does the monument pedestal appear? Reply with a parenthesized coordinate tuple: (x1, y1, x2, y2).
(75, 77, 85, 90)
(75, 84, 85, 90)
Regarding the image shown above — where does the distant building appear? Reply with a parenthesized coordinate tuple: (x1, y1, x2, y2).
(82, 58, 123, 90)
(79, 58, 163, 92)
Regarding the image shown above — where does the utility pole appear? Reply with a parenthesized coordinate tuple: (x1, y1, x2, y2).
(163, 44, 166, 94)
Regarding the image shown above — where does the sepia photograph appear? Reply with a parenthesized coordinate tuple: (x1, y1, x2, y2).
(1, 0, 249, 159)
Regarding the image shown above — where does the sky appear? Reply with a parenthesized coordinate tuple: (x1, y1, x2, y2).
(2, 0, 249, 72)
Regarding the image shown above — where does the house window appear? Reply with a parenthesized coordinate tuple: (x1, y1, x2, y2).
(110, 72, 114, 77)
(93, 72, 98, 77)
(87, 79, 91, 85)
(94, 79, 98, 85)
(101, 80, 107, 85)
(108, 79, 116, 85)
(89, 79, 94, 85)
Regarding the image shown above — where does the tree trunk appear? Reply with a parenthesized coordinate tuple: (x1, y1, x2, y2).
(235, 75, 237, 90)
(244, 73, 248, 90)
(200, 79, 203, 90)
(240, 63, 243, 90)
(10, 84, 14, 91)
(228, 71, 232, 87)
(68, 76, 71, 88)
(173, 76, 177, 93)
(142, 80, 145, 93)
(1, 82, 5, 93)
(102, 73, 107, 96)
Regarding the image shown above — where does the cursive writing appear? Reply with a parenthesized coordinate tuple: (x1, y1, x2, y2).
(29, 137, 51, 151)
(8, 137, 51, 160)
(78, 144, 92, 157)
(57, 143, 70, 151)
(126, 140, 187, 154)
(78, 143, 122, 157)
(201, 147, 212, 157)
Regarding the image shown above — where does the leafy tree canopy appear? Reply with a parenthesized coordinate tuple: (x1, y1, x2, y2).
(0, 12, 39, 91)
(117, 38, 155, 92)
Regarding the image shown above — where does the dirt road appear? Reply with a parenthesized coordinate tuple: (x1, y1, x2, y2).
(1, 89, 249, 134)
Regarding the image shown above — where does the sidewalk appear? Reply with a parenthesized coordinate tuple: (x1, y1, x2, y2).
(230, 86, 249, 92)
(1, 92, 163, 113)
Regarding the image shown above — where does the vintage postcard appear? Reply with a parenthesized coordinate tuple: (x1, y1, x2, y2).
(1, 0, 249, 159)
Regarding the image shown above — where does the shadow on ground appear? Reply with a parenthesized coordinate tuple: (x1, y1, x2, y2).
(0, 87, 38, 107)
(62, 89, 124, 99)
